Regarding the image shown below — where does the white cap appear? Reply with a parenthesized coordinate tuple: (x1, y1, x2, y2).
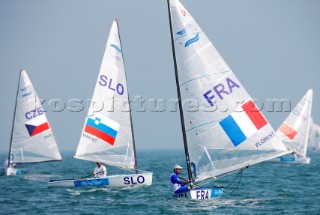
(174, 165, 183, 169)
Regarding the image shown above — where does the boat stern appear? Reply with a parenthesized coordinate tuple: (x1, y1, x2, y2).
(174, 186, 223, 200)
(5, 167, 21, 176)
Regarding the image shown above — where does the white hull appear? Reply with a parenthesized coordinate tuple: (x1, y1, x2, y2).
(48, 172, 153, 188)
(297, 157, 311, 164)
(280, 156, 311, 164)
(173, 187, 223, 200)
(5, 167, 21, 176)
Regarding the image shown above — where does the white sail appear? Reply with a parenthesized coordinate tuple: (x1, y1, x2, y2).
(276, 89, 313, 158)
(9, 70, 62, 163)
(309, 121, 320, 151)
(169, 0, 290, 181)
(74, 20, 136, 169)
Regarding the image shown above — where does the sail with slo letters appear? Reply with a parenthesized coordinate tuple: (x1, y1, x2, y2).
(9, 70, 62, 164)
(168, 0, 290, 182)
(74, 20, 136, 169)
(277, 89, 313, 158)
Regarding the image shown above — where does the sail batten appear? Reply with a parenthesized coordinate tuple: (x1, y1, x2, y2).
(168, 0, 290, 182)
(74, 20, 136, 169)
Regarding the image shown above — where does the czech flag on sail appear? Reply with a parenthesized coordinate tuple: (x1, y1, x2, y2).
(84, 115, 120, 145)
(25, 115, 50, 137)
(279, 123, 297, 140)
(219, 100, 268, 147)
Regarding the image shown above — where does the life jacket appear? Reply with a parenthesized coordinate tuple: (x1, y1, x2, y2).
(170, 173, 181, 191)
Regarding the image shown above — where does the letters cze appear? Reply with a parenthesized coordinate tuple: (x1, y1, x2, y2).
(99, 75, 124, 95)
(25, 107, 44, 120)
(203, 77, 240, 107)
(123, 176, 145, 185)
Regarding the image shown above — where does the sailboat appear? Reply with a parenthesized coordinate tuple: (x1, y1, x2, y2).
(277, 89, 313, 164)
(48, 20, 152, 188)
(1, 69, 62, 176)
(166, 0, 291, 199)
(309, 121, 320, 151)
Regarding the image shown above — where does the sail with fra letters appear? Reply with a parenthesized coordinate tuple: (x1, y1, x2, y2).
(277, 89, 313, 162)
(74, 20, 136, 170)
(9, 70, 62, 165)
(168, 0, 290, 184)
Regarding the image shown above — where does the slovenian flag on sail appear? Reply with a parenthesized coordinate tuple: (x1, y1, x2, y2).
(25, 115, 50, 137)
(219, 100, 268, 147)
(84, 115, 120, 145)
(279, 123, 297, 140)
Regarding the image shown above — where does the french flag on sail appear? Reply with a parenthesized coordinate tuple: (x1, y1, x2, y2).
(219, 100, 268, 147)
(25, 115, 50, 137)
(84, 115, 120, 145)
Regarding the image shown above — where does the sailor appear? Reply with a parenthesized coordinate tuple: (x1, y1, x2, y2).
(4, 154, 16, 168)
(170, 164, 190, 194)
(291, 150, 298, 160)
(93, 162, 107, 178)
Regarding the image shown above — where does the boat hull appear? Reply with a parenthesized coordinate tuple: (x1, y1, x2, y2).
(173, 187, 223, 200)
(4, 167, 22, 176)
(297, 157, 311, 164)
(48, 172, 153, 188)
(280, 156, 311, 164)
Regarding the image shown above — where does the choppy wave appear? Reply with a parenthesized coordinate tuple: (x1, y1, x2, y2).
(0, 150, 319, 214)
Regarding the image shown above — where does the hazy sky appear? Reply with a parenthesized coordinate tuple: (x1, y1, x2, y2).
(1, 0, 319, 152)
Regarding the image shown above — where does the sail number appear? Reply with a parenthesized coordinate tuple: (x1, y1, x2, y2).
(123, 176, 145, 185)
(99, 75, 124, 95)
(25, 107, 44, 120)
(176, 190, 209, 199)
(196, 190, 209, 199)
(203, 77, 240, 107)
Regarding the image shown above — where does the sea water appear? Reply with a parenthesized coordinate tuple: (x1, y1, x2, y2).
(0, 149, 319, 214)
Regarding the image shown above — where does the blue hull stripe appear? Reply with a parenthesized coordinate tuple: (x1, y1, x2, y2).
(74, 178, 109, 187)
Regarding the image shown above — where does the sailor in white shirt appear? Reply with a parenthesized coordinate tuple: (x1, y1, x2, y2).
(93, 162, 107, 178)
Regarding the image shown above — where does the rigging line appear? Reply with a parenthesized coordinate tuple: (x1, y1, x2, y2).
(223, 169, 244, 194)
(193, 177, 216, 188)
(203, 146, 216, 171)
(228, 170, 243, 194)
(223, 169, 242, 189)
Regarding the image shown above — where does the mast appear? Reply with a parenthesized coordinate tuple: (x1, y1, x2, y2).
(7, 69, 23, 167)
(116, 19, 138, 173)
(303, 90, 313, 158)
(166, 0, 193, 184)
